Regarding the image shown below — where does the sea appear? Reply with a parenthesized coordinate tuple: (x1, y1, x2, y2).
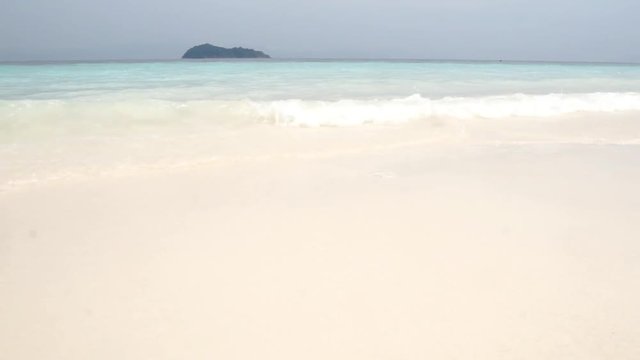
(1, 59, 640, 190)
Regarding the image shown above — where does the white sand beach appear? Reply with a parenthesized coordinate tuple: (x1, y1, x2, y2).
(1, 117, 639, 359)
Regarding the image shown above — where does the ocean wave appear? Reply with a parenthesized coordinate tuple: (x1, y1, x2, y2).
(2, 93, 640, 131)
(255, 92, 640, 126)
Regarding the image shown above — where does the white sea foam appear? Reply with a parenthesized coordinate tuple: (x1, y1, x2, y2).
(2, 91, 640, 191)
(2, 93, 640, 134)
(256, 92, 640, 126)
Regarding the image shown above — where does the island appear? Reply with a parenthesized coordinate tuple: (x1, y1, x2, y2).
(182, 43, 271, 59)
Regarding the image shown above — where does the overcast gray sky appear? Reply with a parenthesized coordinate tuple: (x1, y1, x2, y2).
(1, 0, 639, 62)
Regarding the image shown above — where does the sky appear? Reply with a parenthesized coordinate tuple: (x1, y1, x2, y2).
(1, 0, 639, 62)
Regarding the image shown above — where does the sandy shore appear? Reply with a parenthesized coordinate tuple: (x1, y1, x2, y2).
(1, 123, 640, 359)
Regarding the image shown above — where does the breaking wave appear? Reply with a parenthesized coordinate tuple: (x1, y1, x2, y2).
(2, 92, 640, 192)
(2, 93, 640, 133)
(257, 92, 640, 126)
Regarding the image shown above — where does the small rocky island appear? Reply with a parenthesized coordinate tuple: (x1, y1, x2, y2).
(182, 43, 270, 59)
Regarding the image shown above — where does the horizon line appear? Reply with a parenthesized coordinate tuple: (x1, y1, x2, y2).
(1, 57, 639, 66)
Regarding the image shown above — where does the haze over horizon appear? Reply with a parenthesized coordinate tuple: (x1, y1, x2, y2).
(1, 0, 639, 62)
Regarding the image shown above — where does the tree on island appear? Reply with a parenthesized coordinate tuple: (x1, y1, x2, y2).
(182, 43, 270, 59)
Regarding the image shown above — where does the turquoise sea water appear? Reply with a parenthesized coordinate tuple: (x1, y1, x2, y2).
(2, 60, 640, 129)
(1, 59, 640, 189)
(2, 60, 640, 101)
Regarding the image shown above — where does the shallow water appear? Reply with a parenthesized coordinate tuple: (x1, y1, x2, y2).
(1, 60, 640, 190)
